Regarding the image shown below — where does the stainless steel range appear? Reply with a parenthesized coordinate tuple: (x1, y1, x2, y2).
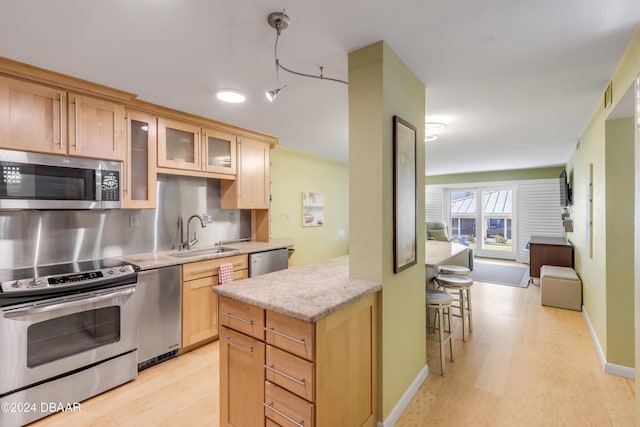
(0, 259, 139, 427)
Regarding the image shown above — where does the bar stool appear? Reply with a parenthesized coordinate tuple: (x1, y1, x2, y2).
(426, 288, 454, 375)
(435, 274, 474, 341)
(438, 264, 470, 276)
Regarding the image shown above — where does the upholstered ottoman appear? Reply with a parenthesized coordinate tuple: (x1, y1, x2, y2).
(540, 265, 582, 311)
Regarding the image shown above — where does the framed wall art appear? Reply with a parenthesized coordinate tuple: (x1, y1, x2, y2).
(302, 191, 324, 227)
(393, 115, 417, 273)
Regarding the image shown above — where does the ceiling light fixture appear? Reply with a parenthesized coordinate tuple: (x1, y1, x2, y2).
(425, 134, 439, 142)
(265, 10, 347, 102)
(216, 90, 246, 103)
(425, 122, 446, 131)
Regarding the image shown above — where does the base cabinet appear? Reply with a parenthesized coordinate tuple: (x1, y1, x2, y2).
(181, 255, 248, 351)
(219, 292, 378, 427)
(220, 326, 265, 427)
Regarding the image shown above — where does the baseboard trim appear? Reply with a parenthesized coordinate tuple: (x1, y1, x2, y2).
(582, 305, 635, 380)
(377, 365, 429, 427)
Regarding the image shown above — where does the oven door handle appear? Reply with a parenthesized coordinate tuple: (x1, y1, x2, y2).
(3, 287, 136, 318)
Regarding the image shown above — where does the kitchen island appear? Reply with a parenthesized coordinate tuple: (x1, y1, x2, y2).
(213, 256, 380, 427)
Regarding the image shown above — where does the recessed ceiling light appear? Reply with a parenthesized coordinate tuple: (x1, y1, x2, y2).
(425, 122, 446, 131)
(216, 90, 246, 103)
(425, 134, 438, 142)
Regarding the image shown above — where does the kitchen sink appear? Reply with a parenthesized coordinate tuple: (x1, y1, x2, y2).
(169, 247, 237, 258)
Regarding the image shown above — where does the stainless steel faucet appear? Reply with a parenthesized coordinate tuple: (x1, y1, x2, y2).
(184, 214, 207, 250)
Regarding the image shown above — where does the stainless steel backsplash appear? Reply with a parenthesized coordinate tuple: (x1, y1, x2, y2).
(0, 175, 250, 269)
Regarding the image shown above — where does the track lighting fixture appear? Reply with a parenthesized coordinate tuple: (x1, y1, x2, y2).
(265, 10, 347, 102)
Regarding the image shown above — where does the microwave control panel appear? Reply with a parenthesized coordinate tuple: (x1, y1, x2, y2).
(101, 170, 120, 201)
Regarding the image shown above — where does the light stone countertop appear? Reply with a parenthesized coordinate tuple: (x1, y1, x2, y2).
(119, 237, 294, 271)
(213, 255, 381, 322)
(425, 240, 469, 268)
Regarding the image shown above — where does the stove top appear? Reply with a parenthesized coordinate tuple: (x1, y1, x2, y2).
(0, 259, 139, 295)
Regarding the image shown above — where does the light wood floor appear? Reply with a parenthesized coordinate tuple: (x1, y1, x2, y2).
(31, 273, 635, 427)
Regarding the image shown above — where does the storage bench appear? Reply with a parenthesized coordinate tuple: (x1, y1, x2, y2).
(540, 265, 582, 311)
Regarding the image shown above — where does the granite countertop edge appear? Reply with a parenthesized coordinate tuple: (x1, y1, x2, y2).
(118, 237, 294, 270)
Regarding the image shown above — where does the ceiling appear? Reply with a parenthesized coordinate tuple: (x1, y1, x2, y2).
(1, 1, 639, 176)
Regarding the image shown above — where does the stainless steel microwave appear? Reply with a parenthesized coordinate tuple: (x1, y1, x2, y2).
(0, 149, 122, 210)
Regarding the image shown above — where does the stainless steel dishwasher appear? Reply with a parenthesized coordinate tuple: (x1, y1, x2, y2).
(137, 265, 181, 370)
(249, 248, 289, 277)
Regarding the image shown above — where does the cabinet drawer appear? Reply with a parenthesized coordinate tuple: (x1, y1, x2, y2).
(265, 381, 314, 427)
(266, 345, 314, 401)
(266, 418, 281, 427)
(182, 254, 248, 280)
(219, 296, 265, 340)
(266, 311, 314, 361)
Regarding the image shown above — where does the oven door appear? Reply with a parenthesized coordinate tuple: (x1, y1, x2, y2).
(0, 283, 137, 396)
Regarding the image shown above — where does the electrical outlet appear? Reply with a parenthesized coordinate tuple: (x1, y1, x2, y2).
(202, 214, 213, 224)
(229, 212, 235, 222)
(129, 214, 139, 227)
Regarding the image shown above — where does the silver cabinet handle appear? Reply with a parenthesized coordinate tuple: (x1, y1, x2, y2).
(58, 93, 63, 147)
(263, 402, 304, 427)
(220, 336, 253, 352)
(72, 96, 79, 151)
(264, 364, 305, 386)
(264, 327, 305, 345)
(222, 311, 254, 325)
(4, 287, 136, 318)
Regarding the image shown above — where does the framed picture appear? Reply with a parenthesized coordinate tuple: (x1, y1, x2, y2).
(393, 116, 417, 273)
(302, 191, 324, 227)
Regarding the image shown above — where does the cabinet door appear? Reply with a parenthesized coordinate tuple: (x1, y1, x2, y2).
(221, 138, 270, 209)
(157, 117, 200, 170)
(0, 76, 66, 154)
(203, 127, 237, 176)
(124, 110, 157, 209)
(68, 94, 125, 160)
(238, 138, 270, 208)
(220, 326, 265, 427)
(182, 276, 218, 347)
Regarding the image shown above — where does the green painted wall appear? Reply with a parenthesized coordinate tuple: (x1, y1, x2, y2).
(270, 146, 349, 266)
(425, 166, 565, 185)
(605, 117, 635, 367)
(566, 28, 640, 382)
(348, 41, 426, 422)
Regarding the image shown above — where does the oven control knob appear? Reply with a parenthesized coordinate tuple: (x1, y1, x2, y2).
(12, 280, 23, 288)
(119, 267, 127, 273)
(107, 268, 115, 274)
(28, 279, 42, 287)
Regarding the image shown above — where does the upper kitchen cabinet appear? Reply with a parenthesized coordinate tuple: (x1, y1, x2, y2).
(157, 117, 200, 172)
(68, 93, 126, 161)
(221, 137, 270, 209)
(0, 76, 67, 155)
(202, 127, 236, 176)
(157, 118, 239, 179)
(124, 110, 157, 209)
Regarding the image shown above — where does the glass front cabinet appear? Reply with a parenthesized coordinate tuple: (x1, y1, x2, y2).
(157, 117, 200, 171)
(124, 110, 157, 209)
(202, 127, 237, 176)
(157, 117, 237, 179)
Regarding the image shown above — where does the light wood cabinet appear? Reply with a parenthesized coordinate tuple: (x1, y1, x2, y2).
(123, 110, 157, 209)
(157, 117, 200, 171)
(203, 127, 237, 176)
(220, 326, 265, 427)
(221, 138, 270, 209)
(68, 93, 126, 160)
(157, 118, 239, 179)
(219, 292, 378, 427)
(0, 76, 66, 155)
(181, 254, 248, 351)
